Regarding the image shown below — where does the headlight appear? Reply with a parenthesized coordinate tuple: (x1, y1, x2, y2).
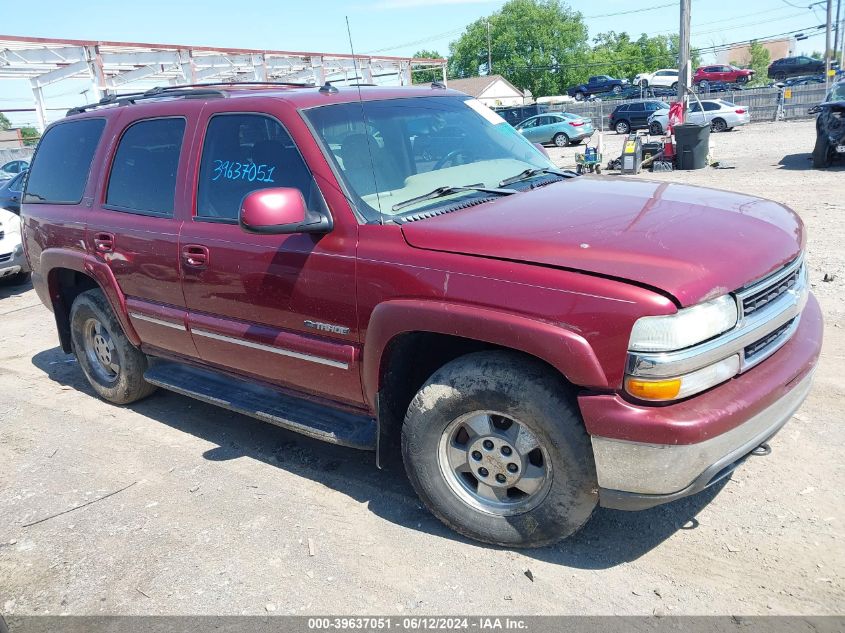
(628, 294, 738, 352)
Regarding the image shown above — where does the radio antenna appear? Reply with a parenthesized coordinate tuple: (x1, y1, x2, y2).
(346, 16, 383, 222)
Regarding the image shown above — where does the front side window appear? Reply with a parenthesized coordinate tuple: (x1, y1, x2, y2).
(197, 114, 320, 221)
(106, 117, 185, 216)
(304, 96, 553, 222)
(24, 118, 105, 204)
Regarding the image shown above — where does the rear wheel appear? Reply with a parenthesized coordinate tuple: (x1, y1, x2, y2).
(70, 289, 156, 405)
(553, 133, 570, 147)
(615, 120, 631, 134)
(401, 351, 598, 547)
(774, 72, 786, 82)
(699, 79, 710, 91)
(711, 118, 728, 133)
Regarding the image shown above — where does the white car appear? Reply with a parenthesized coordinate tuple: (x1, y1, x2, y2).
(634, 69, 679, 89)
(0, 208, 30, 285)
(648, 99, 751, 134)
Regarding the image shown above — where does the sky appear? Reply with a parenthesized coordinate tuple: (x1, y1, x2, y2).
(0, 0, 833, 127)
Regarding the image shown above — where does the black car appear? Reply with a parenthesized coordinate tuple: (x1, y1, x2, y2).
(609, 101, 669, 134)
(768, 56, 826, 81)
(0, 170, 26, 214)
(810, 81, 845, 168)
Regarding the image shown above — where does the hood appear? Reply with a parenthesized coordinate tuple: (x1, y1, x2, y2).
(400, 178, 803, 307)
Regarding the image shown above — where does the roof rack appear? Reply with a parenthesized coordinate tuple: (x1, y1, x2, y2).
(430, 81, 447, 89)
(65, 81, 312, 116)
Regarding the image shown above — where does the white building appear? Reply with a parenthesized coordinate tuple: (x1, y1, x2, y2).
(445, 75, 526, 107)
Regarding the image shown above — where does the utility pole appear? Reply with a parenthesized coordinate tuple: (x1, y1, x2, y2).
(486, 20, 493, 75)
(835, 0, 842, 63)
(678, 0, 692, 107)
(826, 0, 834, 92)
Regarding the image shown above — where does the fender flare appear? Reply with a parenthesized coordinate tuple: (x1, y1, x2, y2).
(40, 248, 141, 349)
(362, 299, 609, 409)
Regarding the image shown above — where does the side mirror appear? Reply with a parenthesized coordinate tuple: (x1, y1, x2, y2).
(533, 142, 550, 157)
(239, 188, 331, 235)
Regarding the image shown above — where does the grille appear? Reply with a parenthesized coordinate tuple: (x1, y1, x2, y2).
(0, 253, 11, 263)
(742, 264, 801, 317)
(0, 230, 4, 241)
(744, 318, 795, 360)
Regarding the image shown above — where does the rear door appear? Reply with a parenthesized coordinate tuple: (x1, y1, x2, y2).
(85, 107, 199, 357)
(627, 102, 647, 128)
(178, 106, 362, 406)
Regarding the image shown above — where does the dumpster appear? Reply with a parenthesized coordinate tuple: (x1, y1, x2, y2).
(674, 123, 710, 170)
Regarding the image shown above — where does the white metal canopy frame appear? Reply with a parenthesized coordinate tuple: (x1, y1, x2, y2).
(0, 34, 448, 130)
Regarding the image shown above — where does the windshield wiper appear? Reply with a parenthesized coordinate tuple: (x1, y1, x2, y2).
(391, 184, 516, 212)
(498, 167, 578, 187)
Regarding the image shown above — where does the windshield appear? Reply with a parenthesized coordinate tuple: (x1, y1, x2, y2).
(827, 83, 845, 102)
(304, 96, 554, 222)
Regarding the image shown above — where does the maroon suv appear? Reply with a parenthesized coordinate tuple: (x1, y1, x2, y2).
(21, 83, 822, 547)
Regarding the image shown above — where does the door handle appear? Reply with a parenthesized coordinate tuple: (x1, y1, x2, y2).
(182, 244, 209, 268)
(93, 232, 115, 253)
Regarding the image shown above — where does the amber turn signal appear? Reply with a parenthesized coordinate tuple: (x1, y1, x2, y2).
(625, 377, 682, 401)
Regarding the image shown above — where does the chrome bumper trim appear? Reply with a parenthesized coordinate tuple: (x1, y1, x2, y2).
(591, 370, 814, 495)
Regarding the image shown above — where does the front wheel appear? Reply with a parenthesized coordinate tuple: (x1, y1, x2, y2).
(553, 133, 570, 147)
(671, 81, 678, 90)
(736, 75, 749, 84)
(401, 351, 598, 547)
(699, 79, 710, 91)
(649, 121, 664, 136)
(612, 84, 623, 94)
(574, 92, 586, 102)
(70, 289, 157, 405)
(812, 133, 832, 168)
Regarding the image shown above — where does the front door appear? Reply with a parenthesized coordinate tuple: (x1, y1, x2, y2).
(179, 109, 363, 407)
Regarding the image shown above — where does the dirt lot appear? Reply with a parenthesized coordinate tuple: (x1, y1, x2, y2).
(1, 119, 843, 616)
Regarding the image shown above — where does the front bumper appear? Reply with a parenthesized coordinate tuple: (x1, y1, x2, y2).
(580, 292, 823, 510)
(0, 238, 29, 278)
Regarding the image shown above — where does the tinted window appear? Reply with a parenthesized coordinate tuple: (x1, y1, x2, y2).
(628, 103, 645, 112)
(106, 118, 185, 216)
(197, 114, 318, 221)
(9, 171, 27, 193)
(24, 118, 105, 204)
(703, 102, 721, 111)
(615, 105, 629, 113)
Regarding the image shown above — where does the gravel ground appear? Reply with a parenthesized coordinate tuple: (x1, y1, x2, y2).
(0, 119, 843, 617)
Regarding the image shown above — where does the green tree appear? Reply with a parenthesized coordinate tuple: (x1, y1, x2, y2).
(588, 32, 681, 82)
(0, 113, 11, 131)
(448, 0, 590, 98)
(20, 126, 39, 147)
(411, 49, 444, 84)
(747, 40, 771, 87)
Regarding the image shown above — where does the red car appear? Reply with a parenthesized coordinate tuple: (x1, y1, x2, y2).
(694, 64, 755, 89)
(21, 83, 821, 547)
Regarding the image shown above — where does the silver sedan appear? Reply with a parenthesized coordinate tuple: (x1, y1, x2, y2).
(648, 99, 751, 134)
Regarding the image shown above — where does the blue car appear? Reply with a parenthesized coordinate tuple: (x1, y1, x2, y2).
(514, 112, 594, 147)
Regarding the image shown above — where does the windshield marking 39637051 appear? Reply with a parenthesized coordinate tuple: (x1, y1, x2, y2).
(304, 96, 566, 222)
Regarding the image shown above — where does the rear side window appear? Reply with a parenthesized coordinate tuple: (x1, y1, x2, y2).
(24, 118, 105, 204)
(703, 102, 721, 111)
(106, 117, 185, 216)
(196, 113, 319, 221)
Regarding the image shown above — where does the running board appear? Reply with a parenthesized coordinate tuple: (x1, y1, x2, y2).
(143, 361, 377, 450)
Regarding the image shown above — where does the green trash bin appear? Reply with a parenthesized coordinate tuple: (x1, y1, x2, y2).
(674, 123, 710, 170)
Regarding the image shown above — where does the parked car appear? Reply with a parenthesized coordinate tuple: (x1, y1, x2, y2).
(609, 101, 669, 134)
(781, 75, 826, 87)
(0, 159, 29, 181)
(810, 80, 845, 168)
(567, 75, 627, 101)
(0, 206, 30, 285)
(633, 68, 679, 90)
(768, 56, 827, 82)
(21, 83, 821, 547)
(648, 99, 750, 134)
(694, 65, 754, 90)
(514, 112, 594, 146)
(0, 170, 27, 214)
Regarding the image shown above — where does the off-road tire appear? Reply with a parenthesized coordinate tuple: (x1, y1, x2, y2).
(70, 289, 156, 405)
(401, 351, 598, 548)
